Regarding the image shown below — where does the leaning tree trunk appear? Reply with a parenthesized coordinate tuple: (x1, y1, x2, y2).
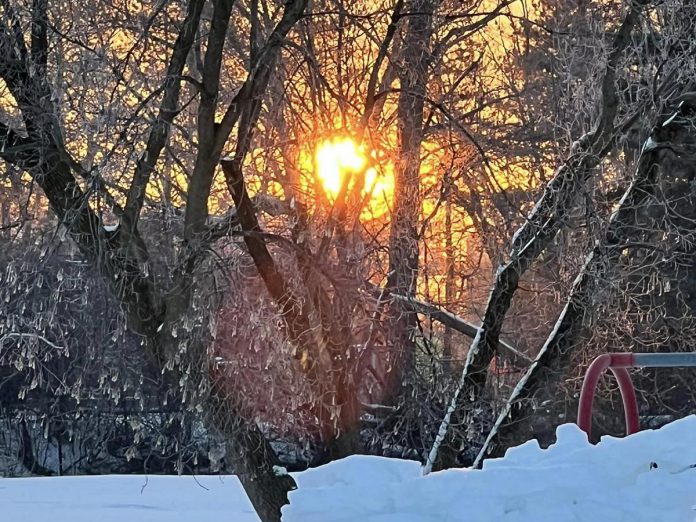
(423, 0, 648, 474)
(206, 380, 297, 521)
(216, 0, 368, 463)
(222, 158, 364, 461)
(476, 96, 696, 463)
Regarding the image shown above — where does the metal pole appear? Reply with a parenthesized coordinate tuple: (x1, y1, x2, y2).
(632, 352, 696, 368)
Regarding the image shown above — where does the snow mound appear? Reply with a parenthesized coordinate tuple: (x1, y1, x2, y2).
(283, 416, 696, 521)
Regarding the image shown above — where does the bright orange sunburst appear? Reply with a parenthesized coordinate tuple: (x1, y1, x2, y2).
(310, 137, 393, 219)
(315, 138, 366, 198)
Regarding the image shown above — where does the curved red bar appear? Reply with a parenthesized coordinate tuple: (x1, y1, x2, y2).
(613, 367, 639, 435)
(578, 352, 696, 440)
(577, 353, 638, 439)
(577, 355, 611, 436)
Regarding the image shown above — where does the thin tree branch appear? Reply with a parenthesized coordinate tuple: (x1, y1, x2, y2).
(121, 0, 205, 242)
(385, 291, 531, 366)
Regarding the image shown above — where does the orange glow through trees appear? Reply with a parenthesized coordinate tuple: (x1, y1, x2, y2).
(313, 137, 393, 218)
(315, 138, 367, 198)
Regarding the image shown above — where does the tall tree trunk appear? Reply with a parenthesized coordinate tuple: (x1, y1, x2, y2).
(443, 197, 456, 370)
(385, 0, 436, 401)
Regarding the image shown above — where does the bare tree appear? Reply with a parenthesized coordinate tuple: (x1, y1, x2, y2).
(0, 0, 307, 518)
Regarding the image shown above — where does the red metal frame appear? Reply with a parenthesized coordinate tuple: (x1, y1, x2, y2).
(577, 352, 696, 439)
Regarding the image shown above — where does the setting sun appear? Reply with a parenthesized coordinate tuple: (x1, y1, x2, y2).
(315, 138, 367, 198)
(312, 137, 393, 219)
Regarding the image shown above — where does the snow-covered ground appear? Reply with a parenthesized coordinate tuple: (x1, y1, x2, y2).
(2, 473, 260, 521)
(3, 417, 696, 521)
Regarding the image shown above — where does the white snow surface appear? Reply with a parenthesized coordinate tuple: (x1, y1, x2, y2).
(1, 474, 259, 521)
(284, 417, 696, 521)
(3, 417, 696, 521)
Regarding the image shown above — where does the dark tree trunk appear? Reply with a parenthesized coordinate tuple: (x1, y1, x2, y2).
(207, 381, 296, 522)
(385, 0, 436, 401)
(18, 419, 53, 476)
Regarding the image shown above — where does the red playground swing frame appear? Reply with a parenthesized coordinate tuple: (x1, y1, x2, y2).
(577, 352, 696, 438)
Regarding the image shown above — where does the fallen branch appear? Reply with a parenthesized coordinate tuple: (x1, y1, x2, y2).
(386, 292, 531, 367)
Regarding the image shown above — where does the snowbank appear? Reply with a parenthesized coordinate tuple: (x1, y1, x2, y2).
(3, 417, 696, 521)
(283, 416, 696, 521)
